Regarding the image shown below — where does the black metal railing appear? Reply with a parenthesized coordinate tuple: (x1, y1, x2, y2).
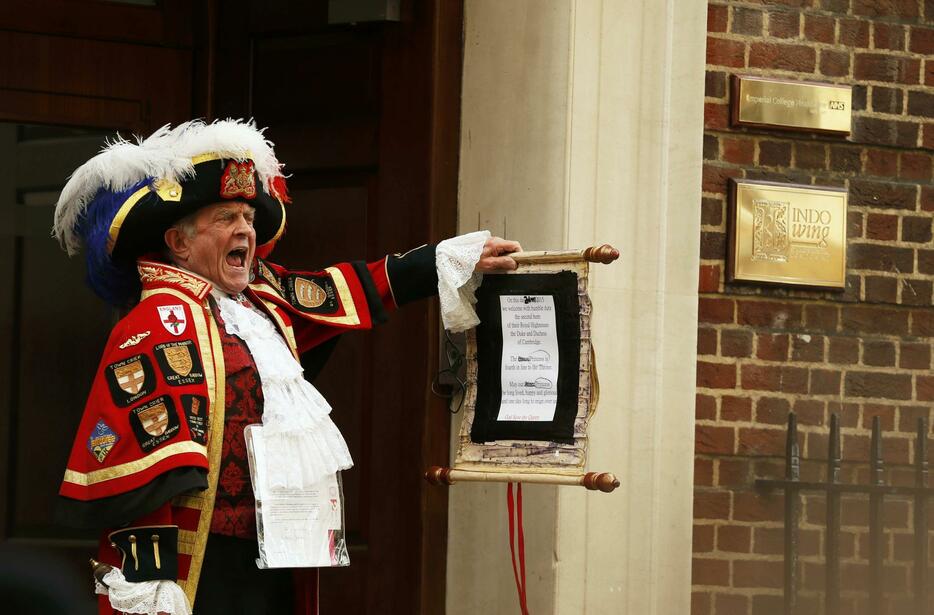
(756, 412, 931, 615)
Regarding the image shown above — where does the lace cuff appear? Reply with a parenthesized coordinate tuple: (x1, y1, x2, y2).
(95, 568, 191, 615)
(436, 230, 490, 332)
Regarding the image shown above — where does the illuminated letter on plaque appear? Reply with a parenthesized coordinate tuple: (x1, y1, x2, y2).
(729, 180, 847, 289)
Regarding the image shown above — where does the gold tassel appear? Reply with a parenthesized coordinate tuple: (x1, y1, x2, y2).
(128, 535, 138, 571)
(152, 534, 161, 570)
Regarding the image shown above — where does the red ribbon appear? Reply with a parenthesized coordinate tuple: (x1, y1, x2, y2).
(507, 483, 529, 615)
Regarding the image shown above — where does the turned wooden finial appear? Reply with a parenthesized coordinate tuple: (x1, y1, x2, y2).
(583, 244, 619, 264)
(90, 558, 114, 587)
(582, 472, 620, 493)
(424, 466, 455, 486)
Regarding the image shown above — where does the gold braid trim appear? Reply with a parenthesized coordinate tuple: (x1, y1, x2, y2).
(138, 263, 211, 299)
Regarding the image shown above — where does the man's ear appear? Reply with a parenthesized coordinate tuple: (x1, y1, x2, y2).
(164, 227, 189, 261)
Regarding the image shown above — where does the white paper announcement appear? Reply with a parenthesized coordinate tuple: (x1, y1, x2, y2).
(498, 294, 560, 422)
(245, 425, 345, 569)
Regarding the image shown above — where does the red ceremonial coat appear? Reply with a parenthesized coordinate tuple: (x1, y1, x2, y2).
(58, 247, 438, 614)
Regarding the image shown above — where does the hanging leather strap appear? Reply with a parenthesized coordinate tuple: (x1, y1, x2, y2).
(507, 483, 529, 615)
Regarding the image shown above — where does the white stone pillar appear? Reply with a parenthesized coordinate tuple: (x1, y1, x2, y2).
(448, 1, 707, 613)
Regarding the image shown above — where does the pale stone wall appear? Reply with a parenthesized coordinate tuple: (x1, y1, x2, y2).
(447, 1, 708, 613)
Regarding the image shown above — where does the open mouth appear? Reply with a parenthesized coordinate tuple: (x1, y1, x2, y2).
(226, 247, 248, 268)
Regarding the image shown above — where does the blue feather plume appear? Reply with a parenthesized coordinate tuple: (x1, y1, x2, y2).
(76, 179, 150, 307)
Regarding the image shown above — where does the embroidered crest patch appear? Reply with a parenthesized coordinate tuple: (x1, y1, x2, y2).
(129, 396, 181, 452)
(154, 340, 205, 386)
(105, 354, 155, 407)
(157, 305, 188, 336)
(255, 260, 283, 295)
(119, 331, 151, 349)
(285, 274, 339, 314)
(220, 160, 257, 200)
(86, 419, 120, 463)
(294, 277, 327, 308)
(181, 394, 208, 445)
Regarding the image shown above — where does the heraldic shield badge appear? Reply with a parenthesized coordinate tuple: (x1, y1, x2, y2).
(154, 340, 205, 386)
(163, 345, 193, 377)
(294, 277, 327, 309)
(115, 359, 146, 394)
(105, 354, 155, 407)
(130, 396, 181, 452)
(139, 402, 169, 436)
(285, 274, 339, 314)
(157, 305, 188, 336)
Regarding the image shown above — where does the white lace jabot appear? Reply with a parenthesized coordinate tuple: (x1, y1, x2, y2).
(213, 291, 353, 489)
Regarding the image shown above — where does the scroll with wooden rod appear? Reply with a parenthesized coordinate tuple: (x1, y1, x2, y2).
(425, 243, 620, 492)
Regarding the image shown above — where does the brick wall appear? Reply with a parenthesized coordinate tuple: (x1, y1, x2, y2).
(695, 1, 934, 614)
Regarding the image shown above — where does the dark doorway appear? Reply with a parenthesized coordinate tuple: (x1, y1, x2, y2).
(0, 2, 461, 613)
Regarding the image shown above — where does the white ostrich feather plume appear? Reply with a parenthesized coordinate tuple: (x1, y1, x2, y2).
(53, 119, 284, 255)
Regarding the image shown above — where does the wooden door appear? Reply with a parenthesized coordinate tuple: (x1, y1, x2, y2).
(213, 1, 462, 612)
(0, 1, 460, 613)
(0, 2, 198, 612)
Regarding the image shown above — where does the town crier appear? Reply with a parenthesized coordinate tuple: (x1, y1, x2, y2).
(53, 119, 520, 615)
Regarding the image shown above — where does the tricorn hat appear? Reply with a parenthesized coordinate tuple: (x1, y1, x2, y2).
(53, 119, 290, 306)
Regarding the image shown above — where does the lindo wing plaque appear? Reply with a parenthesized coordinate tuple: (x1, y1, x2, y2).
(729, 180, 847, 288)
(732, 75, 852, 135)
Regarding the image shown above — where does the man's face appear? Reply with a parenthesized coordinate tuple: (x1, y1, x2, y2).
(170, 201, 256, 294)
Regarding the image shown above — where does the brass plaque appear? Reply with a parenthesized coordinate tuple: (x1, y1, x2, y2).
(731, 75, 852, 135)
(729, 180, 847, 288)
